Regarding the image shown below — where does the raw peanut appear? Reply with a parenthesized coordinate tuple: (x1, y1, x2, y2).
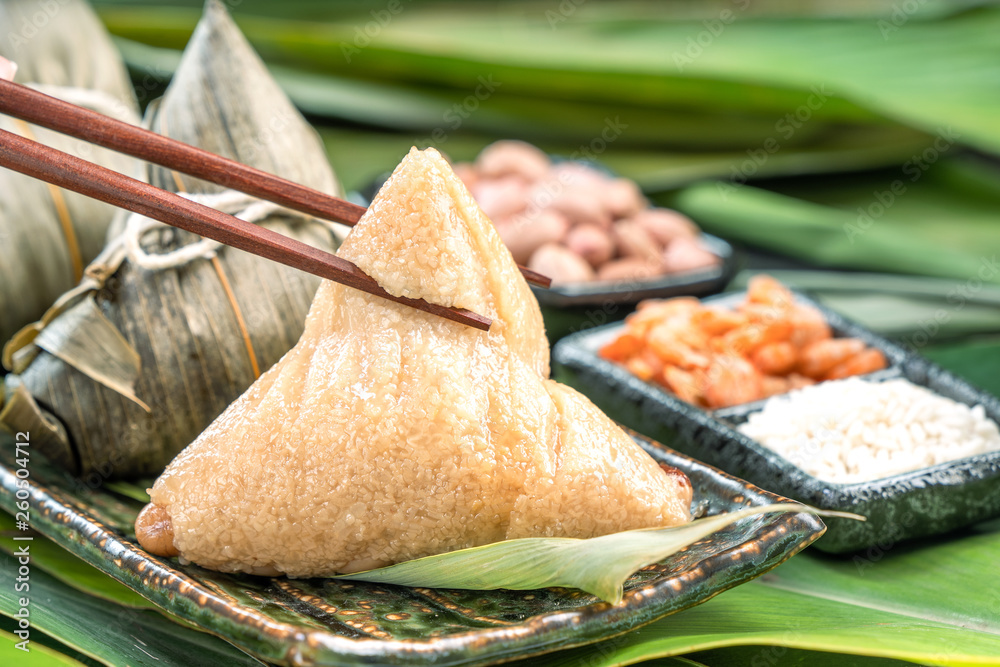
(135, 503, 179, 557)
(498, 210, 569, 264)
(528, 243, 596, 285)
(604, 178, 646, 219)
(471, 177, 528, 221)
(633, 208, 698, 245)
(565, 224, 615, 268)
(661, 236, 720, 273)
(613, 221, 661, 263)
(596, 257, 663, 283)
(542, 182, 613, 229)
(452, 162, 479, 189)
(550, 161, 610, 191)
(475, 140, 551, 182)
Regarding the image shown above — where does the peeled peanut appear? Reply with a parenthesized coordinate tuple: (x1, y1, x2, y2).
(596, 257, 663, 283)
(452, 162, 479, 190)
(498, 210, 570, 264)
(135, 503, 179, 557)
(472, 177, 528, 221)
(604, 178, 646, 219)
(551, 161, 610, 189)
(528, 243, 596, 285)
(613, 221, 661, 263)
(565, 224, 615, 268)
(539, 183, 613, 229)
(633, 208, 699, 246)
(475, 140, 551, 182)
(661, 236, 720, 274)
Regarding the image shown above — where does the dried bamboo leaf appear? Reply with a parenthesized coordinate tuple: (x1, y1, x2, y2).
(33, 297, 148, 411)
(2, 0, 342, 478)
(0, 0, 139, 344)
(0, 384, 73, 469)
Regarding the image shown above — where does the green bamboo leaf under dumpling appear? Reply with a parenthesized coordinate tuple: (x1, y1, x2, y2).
(335, 504, 862, 604)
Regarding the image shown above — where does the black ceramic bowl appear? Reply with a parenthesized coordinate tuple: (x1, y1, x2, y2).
(532, 234, 735, 310)
(552, 291, 1000, 553)
(533, 234, 737, 342)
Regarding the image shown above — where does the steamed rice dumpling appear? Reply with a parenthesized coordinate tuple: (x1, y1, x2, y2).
(135, 148, 692, 576)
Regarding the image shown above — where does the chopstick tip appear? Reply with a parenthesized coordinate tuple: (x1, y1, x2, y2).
(520, 266, 552, 288)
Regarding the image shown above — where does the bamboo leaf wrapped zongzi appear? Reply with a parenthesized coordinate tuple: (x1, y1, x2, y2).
(1, 0, 343, 480)
(0, 0, 140, 345)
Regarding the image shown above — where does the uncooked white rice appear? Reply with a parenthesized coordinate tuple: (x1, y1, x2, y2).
(738, 377, 1000, 483)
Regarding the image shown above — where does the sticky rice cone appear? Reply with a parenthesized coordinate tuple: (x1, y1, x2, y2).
(138, 148, 691, 576)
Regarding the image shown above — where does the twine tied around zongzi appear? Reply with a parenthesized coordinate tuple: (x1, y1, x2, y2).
(28, 83, 141, 127)
(123, 191, 313, 271)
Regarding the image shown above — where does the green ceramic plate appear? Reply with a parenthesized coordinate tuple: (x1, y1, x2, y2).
(0, 430, 824, 666)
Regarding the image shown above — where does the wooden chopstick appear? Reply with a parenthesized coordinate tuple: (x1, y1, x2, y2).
(0, 128, 492, 331)
(0, 80, 551, 289)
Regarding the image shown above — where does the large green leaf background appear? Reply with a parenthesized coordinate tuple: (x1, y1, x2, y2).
(2, 1, 998, 664)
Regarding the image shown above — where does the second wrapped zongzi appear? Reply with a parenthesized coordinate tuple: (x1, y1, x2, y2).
(1, 1, 343, 479)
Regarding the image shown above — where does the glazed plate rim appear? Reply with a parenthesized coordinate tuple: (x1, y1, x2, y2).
(0, 430, 825, 666)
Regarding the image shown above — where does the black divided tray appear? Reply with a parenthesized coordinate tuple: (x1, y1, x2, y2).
(553, 291, 1000, 553)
